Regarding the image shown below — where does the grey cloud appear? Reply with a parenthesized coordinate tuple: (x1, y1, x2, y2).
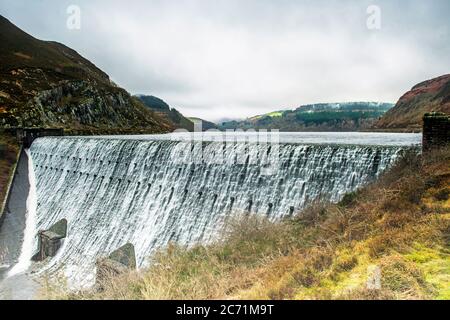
(0, 0, 449, 121)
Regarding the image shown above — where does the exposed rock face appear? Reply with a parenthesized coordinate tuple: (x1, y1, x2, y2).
(15, 81, 173, 133)
(374, 74, 450, 132)
(0, 15, 173, 134)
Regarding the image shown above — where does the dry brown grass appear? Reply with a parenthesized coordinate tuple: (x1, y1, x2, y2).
(0, 132, 20, 207)
(43, 147, 450, 300)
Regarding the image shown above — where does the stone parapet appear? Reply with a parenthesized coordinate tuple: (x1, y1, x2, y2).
(422, 112, 450, 151)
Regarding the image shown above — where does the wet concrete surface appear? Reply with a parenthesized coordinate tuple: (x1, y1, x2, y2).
(0, 150, 39, 299)
(0, 150, 29, 272)
(0, 272, 39, 300)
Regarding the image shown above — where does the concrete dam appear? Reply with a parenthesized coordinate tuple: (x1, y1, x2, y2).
(0, 133, 421, 290)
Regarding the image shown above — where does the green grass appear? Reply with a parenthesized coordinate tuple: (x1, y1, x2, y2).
(405, 244, 450, 299)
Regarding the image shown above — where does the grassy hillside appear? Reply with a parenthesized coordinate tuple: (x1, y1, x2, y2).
(220, 102, 393, 132)
(374, 74, 450, 132)
(45, 147, 450, 300)
(0, 15, 173, 134)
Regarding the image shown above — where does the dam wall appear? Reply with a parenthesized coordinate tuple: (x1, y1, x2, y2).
(1, 128, 63, 225)
(24, 136, 407, 287)
(3, 128, 64, 148)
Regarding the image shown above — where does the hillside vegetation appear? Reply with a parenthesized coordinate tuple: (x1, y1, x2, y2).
(45, 147, 450, 300)
(374, 74, 450, 132)
(135, 95, 194, 131)
(0, 132, 19, 210)
(220, 102, 393, 132)
(0, 15, 172, 134)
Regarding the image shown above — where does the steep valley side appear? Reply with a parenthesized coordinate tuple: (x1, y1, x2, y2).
(0, 15, 173, 134)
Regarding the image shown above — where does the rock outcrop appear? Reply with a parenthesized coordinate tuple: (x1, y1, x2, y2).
(14, 80, 173, 134)
(374, 74, 450, 132)
(0, 15, 173, 134)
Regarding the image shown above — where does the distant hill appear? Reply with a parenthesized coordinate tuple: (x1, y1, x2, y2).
(220, 102, 393, 131)
(0, 15, 173, 134)
(374, 74, 450, 132)
(187, 117, 218, 131)
(135, 95, 194, 131)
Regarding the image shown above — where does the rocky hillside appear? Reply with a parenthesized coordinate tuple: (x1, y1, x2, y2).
(135, 95, 194, 131)
(220, 102, 393, 131)
(0, 15, 173, 134)
(374, 74, 450, 132)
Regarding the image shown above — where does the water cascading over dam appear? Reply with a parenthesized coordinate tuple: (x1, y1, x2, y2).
(21, 135, 410, 287)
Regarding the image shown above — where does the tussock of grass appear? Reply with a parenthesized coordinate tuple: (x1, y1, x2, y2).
(43, 147, 450, 300)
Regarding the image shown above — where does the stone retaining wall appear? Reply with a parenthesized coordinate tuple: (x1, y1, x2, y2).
(422, 112, 450, 151)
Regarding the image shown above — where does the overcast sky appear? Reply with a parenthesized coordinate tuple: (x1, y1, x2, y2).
(1, 0, 449, 121)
